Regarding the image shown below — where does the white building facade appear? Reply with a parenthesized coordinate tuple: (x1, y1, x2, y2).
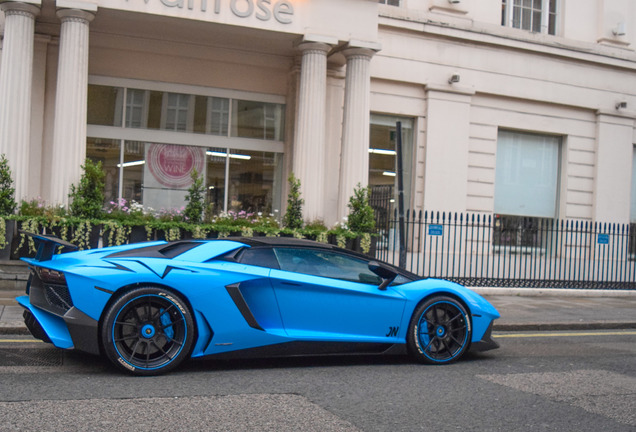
(1, 0, 635, 227)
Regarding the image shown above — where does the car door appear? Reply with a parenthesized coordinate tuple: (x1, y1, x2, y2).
(269, 247, 406, 342)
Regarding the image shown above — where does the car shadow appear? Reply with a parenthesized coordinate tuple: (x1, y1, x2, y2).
(58, 348, 498, 376)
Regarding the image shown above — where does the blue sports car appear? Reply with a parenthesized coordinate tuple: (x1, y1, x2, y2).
(17, 234, 499, 375)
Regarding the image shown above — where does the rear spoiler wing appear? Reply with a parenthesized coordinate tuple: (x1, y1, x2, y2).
(19, 231, 79, 262)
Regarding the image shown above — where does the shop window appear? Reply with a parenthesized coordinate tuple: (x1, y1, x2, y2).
(494, 130, 560, 247)
(86, 138, 120, 205)
(206, 147, 228, 215)
(501, 0, 557, 35)
(87, 139, 283, 217)
(369, 115, 414, 227)
(228, 150, 283, 215)
(122, 141, 144, 204)
(87, 80, 285, 216)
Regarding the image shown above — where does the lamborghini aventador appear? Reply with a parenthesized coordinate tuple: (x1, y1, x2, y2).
(17, 234, 499, 375)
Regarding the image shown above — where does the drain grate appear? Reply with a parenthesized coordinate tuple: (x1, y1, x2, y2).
(0, 348, 63, 367)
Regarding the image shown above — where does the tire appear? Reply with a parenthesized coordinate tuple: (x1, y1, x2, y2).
(101, 287, 194, 375)
(407, 296, 471, 364)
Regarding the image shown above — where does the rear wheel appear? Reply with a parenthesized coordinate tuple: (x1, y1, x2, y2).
(101, 287, 194, 375)
(407, 296, 471, 364)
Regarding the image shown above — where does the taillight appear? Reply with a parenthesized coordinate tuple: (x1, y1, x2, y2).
(37, 267, 67, 285)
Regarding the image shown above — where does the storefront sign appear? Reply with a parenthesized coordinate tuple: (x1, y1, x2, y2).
(147, 143, 205, 189)
(129, 0, 294, 24)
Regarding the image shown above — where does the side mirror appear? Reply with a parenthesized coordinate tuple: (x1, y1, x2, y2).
(368, 261, 397, 290)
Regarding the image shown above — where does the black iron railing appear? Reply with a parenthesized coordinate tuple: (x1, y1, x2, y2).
(374, 211, 636, 289)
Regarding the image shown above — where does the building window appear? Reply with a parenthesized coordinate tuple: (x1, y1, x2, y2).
(378, 0, 400, 6)
(502, 0, 557, 35)
(494, 130, 561, 247)
(207, 97, 230, 136)
(87, 85, 123, 127)
(88, 84, 285, 141)
(125, 89, 148, 129)
(231, 100, 284, 140)
(162, 93, 193, 132)
(492, 214, 550, 249)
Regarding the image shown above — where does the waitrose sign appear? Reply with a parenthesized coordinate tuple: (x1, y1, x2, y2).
(126, 0, 295, 24)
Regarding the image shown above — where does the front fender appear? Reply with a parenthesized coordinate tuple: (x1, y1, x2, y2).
(398, 279, 500, 344)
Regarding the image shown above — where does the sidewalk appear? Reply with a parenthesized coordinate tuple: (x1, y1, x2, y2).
(2, 288, 636, 335)
(482, 293, 636, 331)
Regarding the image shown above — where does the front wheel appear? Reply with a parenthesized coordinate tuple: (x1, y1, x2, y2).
(407, 296, 471, 364)
(101, 287, 194, 375)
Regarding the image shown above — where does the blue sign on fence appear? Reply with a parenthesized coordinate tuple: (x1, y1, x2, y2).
(428, 224, 443, 236)
(597, 234, 609, 245)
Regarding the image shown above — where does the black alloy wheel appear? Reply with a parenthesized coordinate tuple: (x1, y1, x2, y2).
(407, 296, 471, 364)
(101, 287, 194, 375)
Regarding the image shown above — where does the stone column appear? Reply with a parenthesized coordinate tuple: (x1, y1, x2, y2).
(337, 45, 378, 221)
(593, 110, 635, 223)
(0, 0, 41, 201)
(292, 40, 333, 223)
(423, 84, 474, 213)
(49, 6, 95, 205)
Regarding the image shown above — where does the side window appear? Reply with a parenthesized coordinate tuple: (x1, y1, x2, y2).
(273, 248, 381, 285)
(238, 247, 280, 269)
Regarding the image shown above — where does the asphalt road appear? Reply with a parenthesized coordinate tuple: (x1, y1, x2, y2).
(0, 330, 635, 431)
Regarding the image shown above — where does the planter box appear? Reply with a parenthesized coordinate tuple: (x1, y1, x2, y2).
(0, 219, 16, 260)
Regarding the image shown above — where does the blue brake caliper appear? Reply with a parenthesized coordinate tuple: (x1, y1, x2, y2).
(160, 308, 174, 340)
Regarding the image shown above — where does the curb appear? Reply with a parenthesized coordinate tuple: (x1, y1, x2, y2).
(471, 287, 636, 297)
(0, 325, 28, 335)
(493, 322, 636, 331)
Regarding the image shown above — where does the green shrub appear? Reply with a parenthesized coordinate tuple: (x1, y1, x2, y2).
(347, 183, 375, 234)
(184, 169, 206, 224)
(283, 172, 303, 230)
(69, 159, 105, 219)
(0, 154, 16, 216)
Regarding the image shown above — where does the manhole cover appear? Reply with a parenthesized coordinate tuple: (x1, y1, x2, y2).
(0, 348, 63, 366)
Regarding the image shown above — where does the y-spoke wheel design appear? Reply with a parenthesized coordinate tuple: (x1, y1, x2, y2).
(101, 287, 194, 375)
(408, 296, 471, 364)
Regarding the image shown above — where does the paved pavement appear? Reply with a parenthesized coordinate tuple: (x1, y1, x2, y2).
(2, 287, 636, 335)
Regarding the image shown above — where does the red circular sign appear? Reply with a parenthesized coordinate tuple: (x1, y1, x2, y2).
(147, 144, 204, 188)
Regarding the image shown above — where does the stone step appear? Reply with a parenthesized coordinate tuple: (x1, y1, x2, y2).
(0, 290, 22, 305)
(0, 260, 30, 292)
